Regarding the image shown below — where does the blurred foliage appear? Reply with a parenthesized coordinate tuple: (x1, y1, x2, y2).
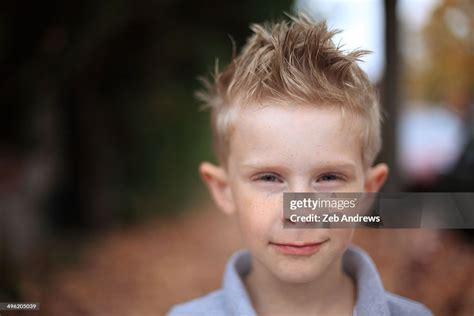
(402, 0, 473, 107)
(0, 0, 293, 230)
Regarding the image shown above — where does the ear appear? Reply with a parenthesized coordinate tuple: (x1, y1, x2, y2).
(199, 162, 235, 215)
(364, 163, 389, 192)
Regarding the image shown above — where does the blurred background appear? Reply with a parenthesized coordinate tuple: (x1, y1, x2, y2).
(0, 0, 473, 315)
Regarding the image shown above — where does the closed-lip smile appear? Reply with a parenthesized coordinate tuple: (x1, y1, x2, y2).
(269, 240, 328, 256)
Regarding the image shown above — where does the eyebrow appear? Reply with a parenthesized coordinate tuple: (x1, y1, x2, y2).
(240, 161, 357, 174)
(240, 163, 290, 173)
(314, 163, 357, 175)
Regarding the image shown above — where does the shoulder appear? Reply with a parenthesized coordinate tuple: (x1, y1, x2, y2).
(166, 290, 227, 316)
(385, 292, 433, 316)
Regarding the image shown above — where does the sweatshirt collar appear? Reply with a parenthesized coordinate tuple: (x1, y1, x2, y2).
(223, 245, 390, 316)
(343, 245, 391, 316)
(222, 250, 256, 316)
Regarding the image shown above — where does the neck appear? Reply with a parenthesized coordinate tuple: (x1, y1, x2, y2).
(244, 258, 356, 316)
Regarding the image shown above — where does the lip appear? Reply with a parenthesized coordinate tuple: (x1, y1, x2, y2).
(270, 240, 328, 256)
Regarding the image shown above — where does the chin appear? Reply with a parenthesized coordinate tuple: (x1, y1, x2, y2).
(271, 263, 325, 284)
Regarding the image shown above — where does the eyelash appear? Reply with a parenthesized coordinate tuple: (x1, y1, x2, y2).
(317, 173, 343, 182)
(254, 173, 344, 183)
(256, 173, 283, 183)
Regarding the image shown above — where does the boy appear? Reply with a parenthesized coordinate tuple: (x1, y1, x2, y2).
(168, 15, 433, 316)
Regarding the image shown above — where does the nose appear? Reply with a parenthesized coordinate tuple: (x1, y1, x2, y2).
(281, 181, 312, 226)
(287, 179, 313, 193)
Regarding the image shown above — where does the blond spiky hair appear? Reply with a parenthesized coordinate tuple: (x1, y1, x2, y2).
(197, 14, 382, 168)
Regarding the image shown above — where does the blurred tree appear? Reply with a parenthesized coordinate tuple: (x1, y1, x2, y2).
(379, 0, 401, 192)
(0, 0, 292, 300)
(0, 0, 292, 230)
(403, 0, 473, 112)
(399, 0, 474, 241)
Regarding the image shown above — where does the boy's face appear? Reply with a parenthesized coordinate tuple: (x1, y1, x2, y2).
(200, 103, 388, 283)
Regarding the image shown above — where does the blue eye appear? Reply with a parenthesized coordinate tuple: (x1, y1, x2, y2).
(258, 174, 282, 183)
(319, 174, 339, 182)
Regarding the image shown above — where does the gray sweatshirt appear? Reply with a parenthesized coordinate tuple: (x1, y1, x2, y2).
(167, 245, 433, 315)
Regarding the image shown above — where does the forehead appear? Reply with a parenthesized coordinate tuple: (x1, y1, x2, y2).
(228, 103, 364, 169)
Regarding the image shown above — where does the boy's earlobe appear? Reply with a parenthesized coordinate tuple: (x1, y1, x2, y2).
(199, 162, 235, 214)
(365, 163, 389, 192)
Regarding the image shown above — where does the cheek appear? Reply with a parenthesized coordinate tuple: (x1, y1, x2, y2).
(328, 229, 354, 251)
(233, 186, 281, 239)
